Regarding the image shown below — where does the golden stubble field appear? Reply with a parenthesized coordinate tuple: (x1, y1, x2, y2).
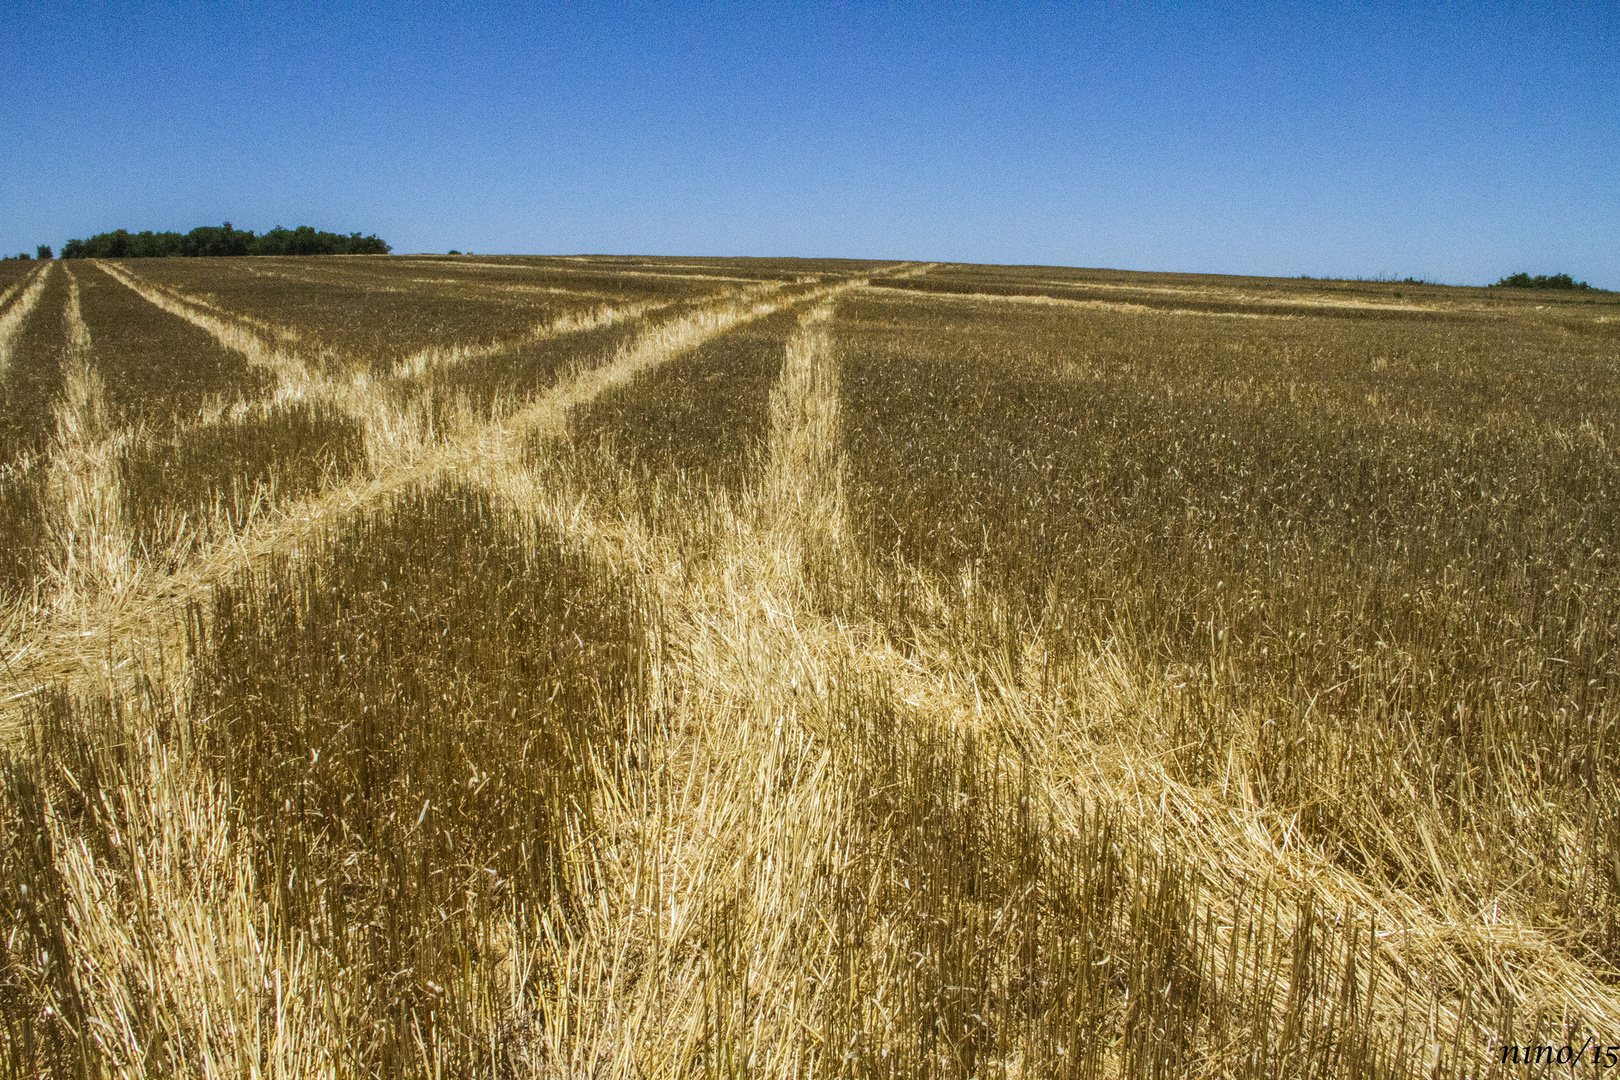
(0, 253, 1617, 1077)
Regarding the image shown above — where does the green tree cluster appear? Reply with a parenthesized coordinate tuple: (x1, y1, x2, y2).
(60, 223, 389, 259)
(1493, 272, 1594, 290)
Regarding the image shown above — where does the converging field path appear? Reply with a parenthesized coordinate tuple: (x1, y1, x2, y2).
(97, 260, 339, 408)
(0, 266, 909, 735)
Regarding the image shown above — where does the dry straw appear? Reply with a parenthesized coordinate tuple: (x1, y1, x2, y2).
(3, 258, 1614, 1075)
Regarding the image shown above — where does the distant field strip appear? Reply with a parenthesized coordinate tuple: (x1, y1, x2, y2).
(393, 300, 668, 379)
(0, 264, 67, 602)
(0, 265, 71, 467)
(426, 262, 794, 285)
(106, 258, 662, 395)
(0, 268, 36, 320)
(862, 280, 1301, 319)
(0, 259, 40, 305)
(876, 276, 1493, 321)
(514, 276, 872, 445)
(223, 262, 643, 303)
(1020, 274, 1444, 310)
(886, 260, 940, 279)
(379, 276, 630, 302)
(394, 258, 767, 282)
(299, 257, 749, 303)
(0, 263, 51, 377)
(127, 259, 618, 374)
(73, 262, 273, 430)
(396, 257, 800, 282)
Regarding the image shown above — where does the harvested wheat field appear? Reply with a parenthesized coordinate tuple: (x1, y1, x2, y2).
(1, 254, 1618, 1077)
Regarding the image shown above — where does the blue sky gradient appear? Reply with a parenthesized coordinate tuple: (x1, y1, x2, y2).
(2, 2, 1615, 286)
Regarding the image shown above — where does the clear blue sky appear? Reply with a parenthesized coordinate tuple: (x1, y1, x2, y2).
(2, 2, 1615, 287)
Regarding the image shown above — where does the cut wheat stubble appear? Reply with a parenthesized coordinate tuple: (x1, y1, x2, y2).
(7, 258, 1604, 1075)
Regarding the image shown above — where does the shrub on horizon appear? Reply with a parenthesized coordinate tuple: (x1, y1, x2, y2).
(61, 223, 390, 258)
(1493, 272, 1594, 291)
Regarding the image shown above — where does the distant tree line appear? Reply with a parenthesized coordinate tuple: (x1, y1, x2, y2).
(4, 246, 50, 260)
(1493, 272, 1594, 291)
(60, 224, 390, 259)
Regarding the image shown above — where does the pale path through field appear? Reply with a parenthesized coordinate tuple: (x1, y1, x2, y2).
(0, 264, 908, 731)
(41, 266, 132, 608)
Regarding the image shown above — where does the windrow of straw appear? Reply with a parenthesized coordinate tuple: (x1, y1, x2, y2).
(0, 264, 69, 605)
